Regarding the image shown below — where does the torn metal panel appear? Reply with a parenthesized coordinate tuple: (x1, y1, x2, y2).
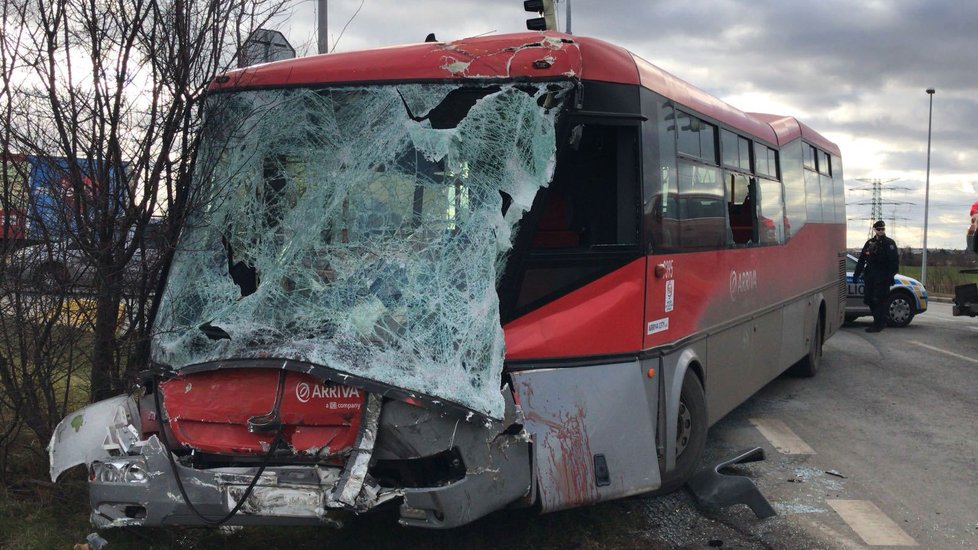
(152, 82, 572, 420)
(330, 393, 382, 508)
(49, 394, 140, 482)
(510, 360, 661, 513)
(381, 386, 533, 529)
(226, 485, 323, 518)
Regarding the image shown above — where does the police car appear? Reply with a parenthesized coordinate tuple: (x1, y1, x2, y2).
(845, 254, 928, 327)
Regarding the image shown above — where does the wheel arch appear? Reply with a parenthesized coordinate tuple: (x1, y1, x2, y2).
(890, 287, 919, 309)
(662, 347, 704, 473)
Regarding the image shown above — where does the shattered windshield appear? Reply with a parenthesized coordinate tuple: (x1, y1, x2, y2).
(151, 81, 570, 418)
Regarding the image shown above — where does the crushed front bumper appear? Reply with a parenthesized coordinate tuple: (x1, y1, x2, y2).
(50, 388, 532, 529)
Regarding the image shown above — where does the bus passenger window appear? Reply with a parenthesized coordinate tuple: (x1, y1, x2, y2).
(726, 172, 755, 245)
(677, 161, 725, 250)
(678, 113, 717, 164)
(757, 177, 785, 244)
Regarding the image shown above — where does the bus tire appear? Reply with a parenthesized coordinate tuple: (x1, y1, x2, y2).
(790, 317, 822, 377)
(656, 369, 707, 494)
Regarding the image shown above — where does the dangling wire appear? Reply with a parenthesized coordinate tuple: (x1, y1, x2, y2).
(153, 369, 288, 525)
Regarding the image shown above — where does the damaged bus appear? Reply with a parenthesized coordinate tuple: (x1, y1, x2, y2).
(49, 31, 846, 529)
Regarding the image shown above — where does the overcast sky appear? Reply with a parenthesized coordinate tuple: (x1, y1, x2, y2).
(275, 0, 978, 250)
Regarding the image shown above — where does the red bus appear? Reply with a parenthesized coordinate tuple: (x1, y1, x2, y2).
(49, 31, 846, 529)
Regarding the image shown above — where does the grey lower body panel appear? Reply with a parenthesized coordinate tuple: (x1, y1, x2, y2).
(510, 359, 662, 513)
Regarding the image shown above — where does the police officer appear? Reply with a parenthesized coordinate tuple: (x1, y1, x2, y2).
(853, 220, 900, 332)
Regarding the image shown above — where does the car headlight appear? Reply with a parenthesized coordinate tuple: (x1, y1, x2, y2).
(122, 463, 148, 483)
(95, 461, 122, 483)
(91, 460, 149, 484)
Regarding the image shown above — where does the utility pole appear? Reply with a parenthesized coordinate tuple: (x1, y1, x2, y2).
(317, 0, 328, 54)
(566, 0, 572, 33)
(922, 88, 935, 286)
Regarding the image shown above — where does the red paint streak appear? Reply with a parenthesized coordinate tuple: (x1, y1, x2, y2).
(523, 408, 598, 510)
(552, 406, 597, 507)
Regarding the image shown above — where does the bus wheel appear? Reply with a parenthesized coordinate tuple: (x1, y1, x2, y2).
(657, 369, 707, 494)
(790, 317, 822, 377)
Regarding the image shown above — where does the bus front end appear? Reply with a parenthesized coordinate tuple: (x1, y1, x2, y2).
(49, 75, 575, 528)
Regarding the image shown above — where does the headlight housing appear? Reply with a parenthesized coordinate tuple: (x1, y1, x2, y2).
(90, 459, 149, 484)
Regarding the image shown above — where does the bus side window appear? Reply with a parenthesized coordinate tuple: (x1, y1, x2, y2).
(511, 123, 641, 315)
(677, 161, 725, 250)
(531, 190, 579, 248)
(726, 172, 755, 245)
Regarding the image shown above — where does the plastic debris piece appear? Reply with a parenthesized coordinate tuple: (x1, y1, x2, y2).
(86, 532, 109, 550)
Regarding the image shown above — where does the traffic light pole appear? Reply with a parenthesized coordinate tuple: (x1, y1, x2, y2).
(317, 0, 328, 54)
(524, 0, 557, 31)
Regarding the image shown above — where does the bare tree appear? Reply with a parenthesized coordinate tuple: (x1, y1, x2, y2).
(0, 0, 291, 480)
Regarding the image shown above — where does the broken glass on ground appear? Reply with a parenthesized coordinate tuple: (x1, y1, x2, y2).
(152, 82, 570, 418)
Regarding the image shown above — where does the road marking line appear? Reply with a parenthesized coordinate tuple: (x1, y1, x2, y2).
(748, 417, 815, 455)
(827, 499, 917, 546)
(908, 341, 978, 364)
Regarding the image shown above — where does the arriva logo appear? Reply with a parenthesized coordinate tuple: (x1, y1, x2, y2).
(729, 269, 758, 300)
(295, 382, 362, 403)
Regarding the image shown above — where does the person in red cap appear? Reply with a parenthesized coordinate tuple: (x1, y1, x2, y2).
(853, 220, 899, 332)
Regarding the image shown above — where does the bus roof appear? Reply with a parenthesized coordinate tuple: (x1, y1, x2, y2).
(211, 31, 839, 156)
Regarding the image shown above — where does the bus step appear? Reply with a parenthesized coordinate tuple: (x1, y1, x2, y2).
(686, 447, 776, 519)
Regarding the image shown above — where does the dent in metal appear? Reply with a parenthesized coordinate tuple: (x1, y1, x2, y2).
(49, 394, 139, 481)
(58, 387, 530, 528)
(391, 385, 533, 528)
(511, 361, 661, 513)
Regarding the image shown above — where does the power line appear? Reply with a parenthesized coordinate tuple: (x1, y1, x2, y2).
(849, 178, 915, 239)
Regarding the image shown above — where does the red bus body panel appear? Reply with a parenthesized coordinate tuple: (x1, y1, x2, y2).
(643, 224, 844, 351)
(504, 258, 647, 359)
(208, 32, 837, 157)
(159, 369, 364, 457)
(503, 224, 843, 360)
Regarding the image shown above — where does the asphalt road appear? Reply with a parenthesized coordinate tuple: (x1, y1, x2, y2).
(332, 301, 978, 550)
(638, 300, 978, 549)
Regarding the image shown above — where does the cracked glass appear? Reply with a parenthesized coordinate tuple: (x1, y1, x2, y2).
(151, 82, 570, 418)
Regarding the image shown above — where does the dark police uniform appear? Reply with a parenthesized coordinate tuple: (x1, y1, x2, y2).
(853, 224, 900, 332)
